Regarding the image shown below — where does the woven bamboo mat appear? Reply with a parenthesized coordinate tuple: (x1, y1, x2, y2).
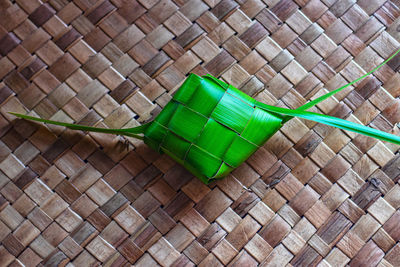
(0, 0, 400, 266)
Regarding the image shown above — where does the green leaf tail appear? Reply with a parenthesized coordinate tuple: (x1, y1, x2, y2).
(8, 112, 149, 139)
(282, 47, 400, 123)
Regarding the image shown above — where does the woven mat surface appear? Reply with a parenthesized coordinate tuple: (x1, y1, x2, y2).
(1, 0, 400, 266)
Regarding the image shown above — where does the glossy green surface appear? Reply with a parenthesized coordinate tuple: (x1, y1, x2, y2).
(143, 73, 285, 183)
(211, 92, 255, 134)
(167, 105, 208, 142)
(241, 108, 282, 146)
(196, 119, 236, 159)
(9, 48, 400, 184)
(186, 80, 225, 117)
(223, 135, 258, 168)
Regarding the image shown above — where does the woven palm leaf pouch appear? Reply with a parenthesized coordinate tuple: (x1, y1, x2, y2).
(11, 49, 400, 184)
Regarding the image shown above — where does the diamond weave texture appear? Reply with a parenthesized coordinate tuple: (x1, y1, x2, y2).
(1, 0, 400, 266)
(145, 74, 282, 183)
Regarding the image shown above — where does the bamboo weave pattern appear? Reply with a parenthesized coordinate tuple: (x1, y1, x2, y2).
(1, 0, 400, 266)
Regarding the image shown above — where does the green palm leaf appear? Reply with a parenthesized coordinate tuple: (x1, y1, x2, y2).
(255, 102, 400, 145)
(282, 47, 400, 123)
(8, 112, 149, 139)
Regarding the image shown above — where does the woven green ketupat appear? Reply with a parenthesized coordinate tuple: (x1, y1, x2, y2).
(10, 49, 400, 184)
(143, 74, 283, 183)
